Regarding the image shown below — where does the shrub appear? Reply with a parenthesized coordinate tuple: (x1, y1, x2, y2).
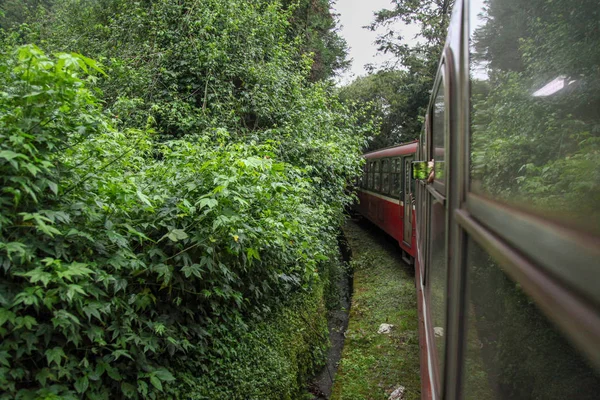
(0, 42, 360, 399)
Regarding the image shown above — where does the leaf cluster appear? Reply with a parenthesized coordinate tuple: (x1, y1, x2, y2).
(0, 0, 373, 393)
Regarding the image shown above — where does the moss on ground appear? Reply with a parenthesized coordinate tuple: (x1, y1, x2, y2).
(331, 220, 421, 400)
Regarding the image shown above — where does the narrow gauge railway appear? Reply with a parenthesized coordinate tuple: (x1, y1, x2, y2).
(355, 0, 600, 399)
(355, 141, 418, 265)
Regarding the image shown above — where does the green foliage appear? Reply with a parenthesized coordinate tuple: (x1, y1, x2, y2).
(370, 0, 454, 68)
(0, 0, 54, 31)
(338, 70, 427, 151)
(346, 0, 455, 148)
(0, 0, 370, 391)
(282, 0, 350, 81)
(173, 282, 329, 399)
(331, 222, 421, 400)
(23, 0, 353, 140)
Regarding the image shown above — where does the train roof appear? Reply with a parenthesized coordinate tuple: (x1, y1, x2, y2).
(363, 140, 418, 159)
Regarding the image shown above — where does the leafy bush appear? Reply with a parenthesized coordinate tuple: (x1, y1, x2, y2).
(0, 42, 365, 398)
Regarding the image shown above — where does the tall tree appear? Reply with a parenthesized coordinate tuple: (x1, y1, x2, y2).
(0, 0, 53, 30)
(282, 0, 350, 81)
(338, 70, 427, 151)
(345, 0, 455, 146)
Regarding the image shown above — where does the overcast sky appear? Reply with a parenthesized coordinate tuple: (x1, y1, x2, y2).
(333, 0, 420, 85)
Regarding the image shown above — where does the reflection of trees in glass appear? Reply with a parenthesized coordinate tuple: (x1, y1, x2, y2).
(470, 0, 600, 233)
(465, 241, 600, 399)
(428, 199, 446, 382)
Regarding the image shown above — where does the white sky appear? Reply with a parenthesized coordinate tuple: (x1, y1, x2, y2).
(333, 0, 420, 85)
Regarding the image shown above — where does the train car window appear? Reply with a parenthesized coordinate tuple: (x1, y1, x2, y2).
(463, 237, 600, 399)
(468, 0, 600, 235)
(432, 84, 446, 190)
(374, 160, 381, 192)
(369, 161, 375, 190)
(390, 158, 401, 198)
(363, 161, 368, 189)
(398, 158, 404, 198)
(382, 159, 390, 194)
(428, 77, 448, 390)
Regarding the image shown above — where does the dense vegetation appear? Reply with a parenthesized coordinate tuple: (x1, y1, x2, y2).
(0, 1, 373, 398)
(340, 0, 454, 151)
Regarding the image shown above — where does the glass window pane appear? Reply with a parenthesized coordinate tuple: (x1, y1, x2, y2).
(432, 84, 445, 185)
(390, 173, 400, 197)
(374, 161, 381, 192)
(469, 0, 600, 234)
(382, 171, 390, 194)
(429, 196, 447, 386)
(463, 238, 600, 399)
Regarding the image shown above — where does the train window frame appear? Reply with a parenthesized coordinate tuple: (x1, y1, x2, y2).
(390, 157, 401, 199)
(448, 1, 600, 396)
(374, 160, 381, 192)
(430, 82, 447, 195)
(382, 158, 390, 195)
(426, 51, 459, 399)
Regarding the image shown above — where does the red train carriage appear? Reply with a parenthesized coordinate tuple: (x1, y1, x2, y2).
(355, 141, 418, 263)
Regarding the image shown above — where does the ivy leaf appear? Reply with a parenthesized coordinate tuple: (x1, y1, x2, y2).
(106, 364, 123, 381)
(0, 150, 26, 161)
(0, 350, 11, 367)
(181, 264, 202, 278)
(121, 382, 137, 398)
(35, 368, 53, 386)
(112, 349, 133, 361)
(57, 262, 94, 281)
(47, 181, 59, 195)
(166, 229, 188, 242)
(154, 368, 175, 382)
(22, 268, 52, 287)
(197, 197, 218, 210)
(66, 284, 87, 301)
(149, 375, 163, 391)
(136, 189, 153, 207)
(74, 375, 89, 394)
(0, 308, 16, 327)
(45, 347, 65, 367)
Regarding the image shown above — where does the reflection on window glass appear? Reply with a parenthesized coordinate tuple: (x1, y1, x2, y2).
(429, 197, 446, 387)
(382, 172, 390, 194)
(374, 161, 381, 192)
(390, 166, 400, 198)
(464, 238, 600, 399)
(381, 160, 388, 193)
(469, 0, 600, 233)
(432, 84, 445, 185)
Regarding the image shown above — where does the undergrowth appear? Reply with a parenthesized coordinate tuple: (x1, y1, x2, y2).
(331, 221, 420, 400)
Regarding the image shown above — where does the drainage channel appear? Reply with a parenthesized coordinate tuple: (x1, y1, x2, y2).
(308, 230, 353, 399)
